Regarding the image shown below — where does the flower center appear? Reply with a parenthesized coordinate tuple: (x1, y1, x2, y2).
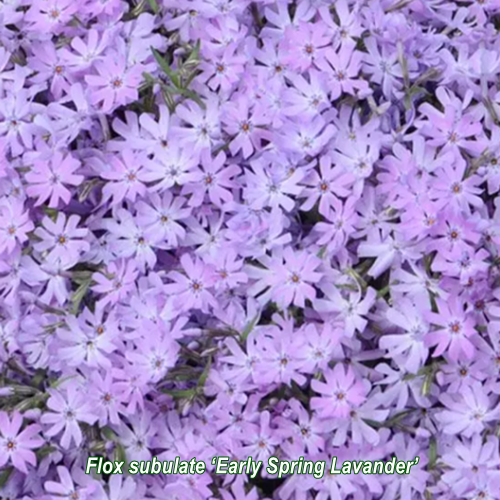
(111, 78, 123, 89)
(241, 122, 250, 132)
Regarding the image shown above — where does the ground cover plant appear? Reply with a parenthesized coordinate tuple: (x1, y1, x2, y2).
(1, 0, 500, 499)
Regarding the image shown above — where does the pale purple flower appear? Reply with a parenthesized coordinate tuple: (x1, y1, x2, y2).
(34, 213, 89, 264)
(25, 152, 82, 208)
(0, 411, 44, 474)
(41, 383, 97, 449)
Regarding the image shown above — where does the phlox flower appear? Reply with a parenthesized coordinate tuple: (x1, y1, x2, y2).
(85, 53, 144, 113)
(173, 97, 222, 158)
(243, 156, 304, 212)
(182, 150, 241, 207)
(381, 434, 430, 500)
(100, 150, 148, 206)
(142, 144, 198, 191)
(199, 42, 246, 92)
(59, 29, 110, 73)
(34, 213, 89, 265)
(136, 192, 191, 249)
(314, 286, 377, 337)
(246, 247, 322, 309)
(27, 41, 71, 99)
(164, 253, 217, 314)
(357, 230, 422, 279)
(425, 295, 477, 361)
(319, 1, 363, 47)
(44, 466, 99, 500)
(254, 315, 308, 387)
(88, 370, 127, 427)
(429, 156, 483, 215)
(440, 435, 500, 496)
(0, 411, 44, 474)
(281, 21, 331, 72)
(300, 155, 354, 216)
(126, 320, 179, 383)
(436, 382, 500, 437)
(276, 399, 331, 456)
(25, 151, 82, 208)
(311, 363, 368, 419)
(282, 69, 330, 119)
(220, 477, 260, 500)
(113, 106, 172, 161)
(41, 383, 97, 449)
(19, 253, 73, 305)
(115, 412, 156, 463)
(92, 259, 138, 309)
(222, 96, 270, 159)
(25, 0, 78, 34)
(316, 44, 368, 100)
(105, 209, 158, 273)
(314, 197, 359, 254)
(0, 198, 33, 255)
(300, 323, 344, 374)
(240, 411, 281, 464)
(56, 314, 117, 369)
(381, 297, 430, 374)
(417, 87, 485, 158)
(362, 36, 403, 98)
(206, 248, 248, 291)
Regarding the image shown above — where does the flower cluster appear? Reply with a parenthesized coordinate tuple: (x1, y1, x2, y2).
(1, 0, 500, 499)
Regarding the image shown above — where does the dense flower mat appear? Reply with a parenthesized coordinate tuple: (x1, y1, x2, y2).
(1, 0, 500, 499)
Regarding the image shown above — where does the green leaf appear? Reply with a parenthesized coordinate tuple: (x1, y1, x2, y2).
(36, 445, 56, 460)
(147, 0, 160, 13)
(161, 388, 197, 399)
(197, 355, 212, 390)
(78, 178, 102, 203)
(241, 314, 259, 342)
(177, 87, 206, 109)
(43, 207, 59, 221)
(114, 443, 127, 464)
(428, 437, 437, 469)
(152, 48, 181, 89)
(142, 71, 157, 85)
(317, 245, 327, 259)
(102, 426, 118, 442)
(186, 40, 201, 64)
(50, 375, 77, 389)
(71, 277, 92, 315)
(0, 467, 13, 489)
